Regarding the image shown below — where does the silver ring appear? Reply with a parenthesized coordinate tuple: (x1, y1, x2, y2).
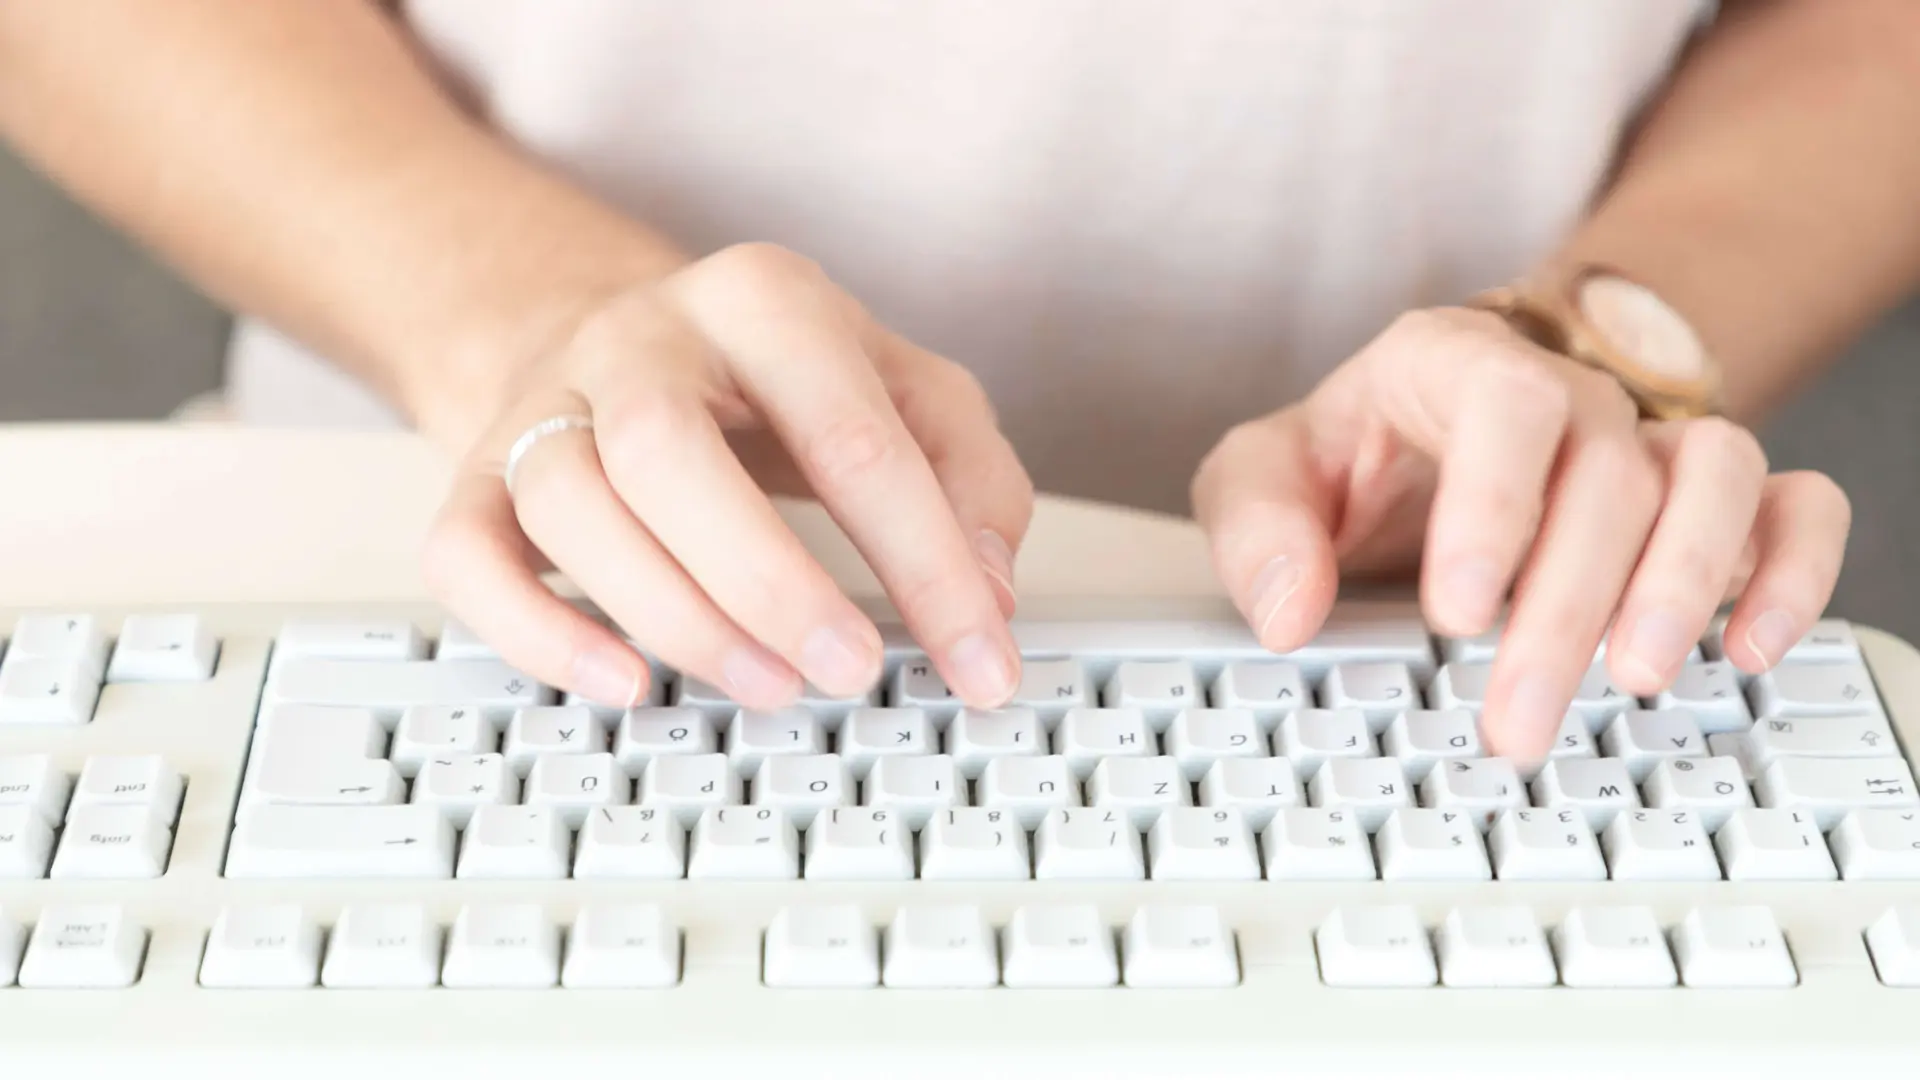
(502, 413, 594, 494)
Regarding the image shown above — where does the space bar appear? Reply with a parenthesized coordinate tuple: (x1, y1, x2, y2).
(225, 805, 455, 879)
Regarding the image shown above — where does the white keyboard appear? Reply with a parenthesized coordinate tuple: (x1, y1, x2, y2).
(2, 598, 1919, 1073)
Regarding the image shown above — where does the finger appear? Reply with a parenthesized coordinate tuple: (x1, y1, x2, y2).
(423, 470, 654, 708)
(1605, 418, 1768, 694)
(667, 243, 1020, 706)
(1721, 470, 1851, 672)
(1482, 423, 1665, 761)
(578, 310, 886, 700)
(1418, 348, 1572, 636)
(879, 330, 1033, 617)
(502, 397, 807, 710)
(1190, 410, 1340, 651)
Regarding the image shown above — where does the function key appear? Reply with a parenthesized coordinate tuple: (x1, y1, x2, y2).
(562, 905, 680, 989)
(763, 904, 880, 988)
(1122, 906, 1240, 988)
(0, 909, 20, 986)
(199, 905, 323, 989)
(1552, 906, 1676, 989)
(1316, 906, 1436, 988)
(1673, 906, 1797, 988)
(1436, 906, 1556, 988)
(1001, 905, 1119, 989)
(1868, 907, 1920, 987)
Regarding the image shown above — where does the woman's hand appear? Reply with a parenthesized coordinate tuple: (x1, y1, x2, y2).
(1192, 307, 1850, 760)
(421, 243, 1032, 712)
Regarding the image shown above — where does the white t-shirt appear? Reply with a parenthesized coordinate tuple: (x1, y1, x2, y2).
(227, 0, 1713, 513)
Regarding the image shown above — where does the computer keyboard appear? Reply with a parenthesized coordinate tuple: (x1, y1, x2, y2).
(2, 598, 1918, 1070)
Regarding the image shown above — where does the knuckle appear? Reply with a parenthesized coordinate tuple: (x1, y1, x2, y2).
(1781, 469, 1852, 526)
(703, 241, 825, 297)
(597, 387, 702, 473)
(1477, 352, 1572, 421)
(1659, 539, 1726, 591)
(801, 412, 901, 489)
(1578, 434, 1662, 507)
(1682, 416, 1768, 478)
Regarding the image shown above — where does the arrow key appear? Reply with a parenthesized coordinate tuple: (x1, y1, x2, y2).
(0, 655, 98, 725)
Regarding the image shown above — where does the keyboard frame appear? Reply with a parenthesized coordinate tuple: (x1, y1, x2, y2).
(2, 597, 1918, 1078)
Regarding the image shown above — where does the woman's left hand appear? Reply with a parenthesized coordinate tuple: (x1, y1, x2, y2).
(1190, 306, 1850, 761)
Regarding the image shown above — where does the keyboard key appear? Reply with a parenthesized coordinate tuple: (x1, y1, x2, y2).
(265, 657, 551, 726)
(750, 754, 852, 828)
(1567, 665, 1636, 731)
(199, 905, 324, 988)
(410, 753, 515, 828)
(1209, 661, 1308, 730)
(1002, 905, 1118, 988)
(763, 905, 880, 988)
(670, 676, 744, 724)
(1053, 707, 1154, 778)
(1867, 907, 1920, 987)
(1147, 807, 1260, 880)
(17, 905, 146, 989)
(1707, 615, 1858, 664)
(919, 807, 1031, 880)
(1553, 907, 1676, 988)
(1418, 757, 1525, 832)
(226, 804, 455, 879)
(0, 753, 71, 825)
(882, 906, 999, 988)
(1601, 710, 1706, 781)
(2, 913, 23, 984)
(561, 905, 680, 988)
(1743, 712, 1899, 765)
(107, 614, 218, 682)
(638, 753, 740, 826)
(0, 805, 54, 879)
(1166, 707, 1264, 780)
(1537, 711, 1598, 777)
(977, 755, 1079, 828)
(523, 752, 625, 828)
(441, 904, 559, 989)
(1086, 755, 1189, 829)
(1035, 807, 1145, 880)
(946, 707, 1044, 777)
(503, 705, 607, 775)
(1276, 708, 1376, 780)
(1382, 709, 1482, 781)
(804, 807, 914, 880)
(1655, 662, 1753, 733)
(1427, 662, 1490, 713)
(242, 706, 402, 808)
(457, 805, 570, 879)
(1754, 757, 1919, 829)
(1530, 758, 1639, 831)
(390, 706, 496, 776)
(1832, 808, 1920, 880)
(861, 754, 961, 830)
(687, 806, 799, 880)
(1320, 662, 1419, 731)
(320, 904, 440, 988)
(1750, 661, 1881, 719)
(1316, 906, 1436, 988)
(1673, 906, 1796, 988)
(434, 619, 497, 661)
(612, 707, 716, 773)
(837, 707, 933, 779)
(1008, 658, 1092, 724)
(1714, 808, 1836, 881)
(1488, 808, 1606, 881)
(0, 655, 99, 725)
(1308, 757, 1410, 832)
(1197, 757, 1300, 831)
(574, 806, 686, 880)
(1602, 809, 1719, 881)
(1436, 906, 1556, 988)
(50, 804, 173, 879)
(275, 619, 426, 662)
(11, 614, 110, 674)
(1375, 808, 1491, 881)
(1101, 659, 1201, 731)
(1643, 757, 1751, 832)
(792, 680, 881, 729)
(1122, 906, 1239, 988)
(888, 657, 961, 722)
(1261, 808, 1376, 881)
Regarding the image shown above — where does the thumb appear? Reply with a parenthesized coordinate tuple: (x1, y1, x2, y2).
(1191, 408, 1342, 652)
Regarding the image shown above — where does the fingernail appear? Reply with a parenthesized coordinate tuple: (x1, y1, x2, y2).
(572, 644, 645, 708)
(948, 631, 1017, 704)
(1248, 556, 1301, 641)
(1492, 673, 1562, 760)
(801, 620, 880, 696)
(1442, 556, 1504, 628)
(976, 529, 1017, 605)
(722, 643, 799, 705)
(1623, 609, 1690, 684)
(1744, 608, 1799, 671)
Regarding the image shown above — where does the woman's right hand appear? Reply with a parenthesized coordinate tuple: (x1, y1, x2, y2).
(421, 243, 1033, 712)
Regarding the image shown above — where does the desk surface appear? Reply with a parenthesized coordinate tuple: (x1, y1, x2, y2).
(0, 424, 1230, 610)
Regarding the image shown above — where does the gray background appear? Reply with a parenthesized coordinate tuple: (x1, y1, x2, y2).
(2, 146, 1915, 642)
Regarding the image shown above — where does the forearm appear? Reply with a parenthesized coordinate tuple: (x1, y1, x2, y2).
(0, 0, 683, 446)
(1548, 0, 1920, 423)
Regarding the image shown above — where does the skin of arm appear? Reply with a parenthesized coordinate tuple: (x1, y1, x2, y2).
(1547, 0, 1920, 423)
